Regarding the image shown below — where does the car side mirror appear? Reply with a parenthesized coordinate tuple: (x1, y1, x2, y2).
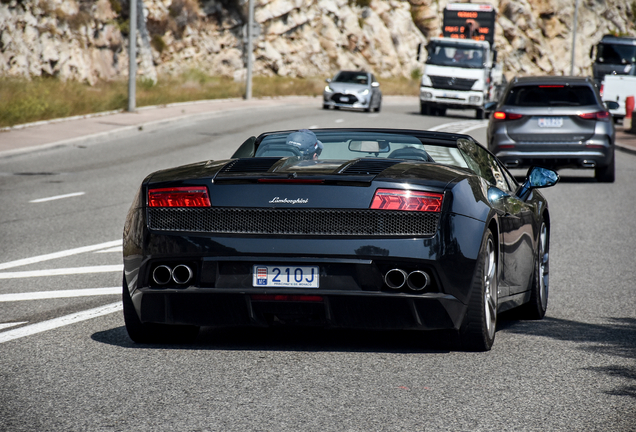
(517, 166, 559, 199)
(371, 82, 380, 88)
(484, 101, 497, 113)
(605, 101, 619, 110)
(326, 78, 331, 83)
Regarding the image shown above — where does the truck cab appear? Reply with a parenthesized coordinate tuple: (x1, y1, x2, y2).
(591, 35, 636, 84)
(419, 38, 502, 119)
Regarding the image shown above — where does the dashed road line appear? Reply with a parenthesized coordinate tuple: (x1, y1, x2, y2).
(29, 191, 85, 203)
(0, 265, 123, 279)
(0, 322, 28, 330)
(0, 240, 122, 271)
(0, 287, 120, 302)
(0, 302, 122, 344)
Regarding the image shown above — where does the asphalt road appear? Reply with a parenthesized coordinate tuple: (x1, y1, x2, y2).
(0, 101, 634, 431)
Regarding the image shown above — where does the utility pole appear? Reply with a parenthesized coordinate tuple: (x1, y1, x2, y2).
(245, 0, 254, 100)
(128, 0, 137, 112)
(570, 0, 579, 76)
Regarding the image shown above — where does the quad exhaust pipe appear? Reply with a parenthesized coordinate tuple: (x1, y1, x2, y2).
(384, 269, 430, 291)
(152, 264, 194, 285)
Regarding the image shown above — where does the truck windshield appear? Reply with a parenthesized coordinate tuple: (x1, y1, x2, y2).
(596, 43, 636, 65)
(426, 43, 485, 68)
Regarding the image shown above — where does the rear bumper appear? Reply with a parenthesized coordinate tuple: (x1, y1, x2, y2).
(494, 147, 613, 169)
(131, 288, 465, 330)
(420, 87, 484, 109)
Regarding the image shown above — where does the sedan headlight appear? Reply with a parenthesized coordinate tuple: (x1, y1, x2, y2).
(361, 89, 370, 96)
(324, 86, 334, 93)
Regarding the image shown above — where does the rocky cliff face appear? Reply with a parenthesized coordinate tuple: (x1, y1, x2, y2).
(1, 0, 635, 84)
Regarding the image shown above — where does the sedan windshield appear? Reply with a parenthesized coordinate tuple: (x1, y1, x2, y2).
(333, 72, 369, 85)
(504, 85, 598, 107)
(255, 131, 470, 169)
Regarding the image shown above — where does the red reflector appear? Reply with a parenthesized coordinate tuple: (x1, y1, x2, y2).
(148, 186, 211, 207)
(250, 294, 324, 302)
(579, 111, 610, 120)
(493, 112, 522, 121)
(370, 189, 443, 212)
(538, 85, 565, 88)
(600, 84, 604, 97)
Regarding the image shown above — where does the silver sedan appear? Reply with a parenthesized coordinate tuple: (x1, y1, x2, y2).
(323, 71, 382, 112)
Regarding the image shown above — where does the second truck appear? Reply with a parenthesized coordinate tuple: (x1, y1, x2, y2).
(419, 3, 504, 119)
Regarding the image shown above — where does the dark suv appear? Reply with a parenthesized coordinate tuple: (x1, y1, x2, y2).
(486, 76, 617, 182)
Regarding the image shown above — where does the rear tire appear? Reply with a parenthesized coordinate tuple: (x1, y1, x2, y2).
(122, 275, 199, 344)
(517, 222, 549, 320)
(595, 152, 615, 182)
(459, 229, 498, 351)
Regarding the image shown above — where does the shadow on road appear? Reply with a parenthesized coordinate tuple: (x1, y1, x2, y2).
(498, 315, 636, 399)
(92, 325, 458, 354)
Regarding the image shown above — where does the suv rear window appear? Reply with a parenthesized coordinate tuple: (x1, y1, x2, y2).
(505, 85, 598, 107)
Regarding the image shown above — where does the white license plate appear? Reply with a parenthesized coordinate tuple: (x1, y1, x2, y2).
(538, 117, 563, 128)
(253, 265, 319, 288)
(340, 96, 349, 102)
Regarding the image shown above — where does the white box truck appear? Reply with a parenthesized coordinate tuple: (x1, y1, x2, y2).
(601, 74, 636, 122)
(419, 3, 504, 119)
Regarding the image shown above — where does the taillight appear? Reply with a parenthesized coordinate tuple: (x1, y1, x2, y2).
(493, 111, 523, 121)
(579, 111, 610, 121)
(370, 189, 443, 212)
(600, 84, 604, 97)
(148, 186, 211, 207)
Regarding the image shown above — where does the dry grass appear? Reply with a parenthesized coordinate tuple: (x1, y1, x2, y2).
(0, 71, 419, 128)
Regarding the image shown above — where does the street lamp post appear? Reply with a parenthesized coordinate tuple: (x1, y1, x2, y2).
(245, 0, 254, 100)
(128, 0, 137, 112)
(570, 0, 579, 76)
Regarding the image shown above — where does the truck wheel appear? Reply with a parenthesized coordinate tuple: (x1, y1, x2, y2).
(437, 108, 446, 117)
(420, 102, 428, 115)
(475, 108, 485, 119)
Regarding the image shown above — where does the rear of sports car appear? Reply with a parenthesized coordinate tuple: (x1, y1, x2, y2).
(123, 157, 490, 344)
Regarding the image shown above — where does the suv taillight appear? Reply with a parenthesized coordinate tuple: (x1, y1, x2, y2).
(579, 111, 610, 121)
(148, 186, 211, 207)
(370, 189, 443, 212)
(493, 111, 523, 121)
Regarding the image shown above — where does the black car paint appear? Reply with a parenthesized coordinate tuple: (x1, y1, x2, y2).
(123, 129, 549, 333)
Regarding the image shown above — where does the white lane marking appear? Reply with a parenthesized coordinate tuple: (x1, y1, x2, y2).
(29, 192, 85, 203)
(0, 322, 28, 330)
(0, 302, 122, 344)
(427, 120, 486, 133)
(94, 246, 123, 254)
(0, 240, 122, 271)
(0, 287, 120, 302)
(335, 119, 344, 123)
(0, 265, 123, 279)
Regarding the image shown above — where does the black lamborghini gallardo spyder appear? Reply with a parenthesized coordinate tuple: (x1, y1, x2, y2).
(122, 128, 559, 351)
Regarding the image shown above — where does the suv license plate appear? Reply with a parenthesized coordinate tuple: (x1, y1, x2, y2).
(253, 265, 319, 288)
(538, 117, 563, 128)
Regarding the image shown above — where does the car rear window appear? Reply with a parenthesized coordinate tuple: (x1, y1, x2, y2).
(504, 85, 598, 107)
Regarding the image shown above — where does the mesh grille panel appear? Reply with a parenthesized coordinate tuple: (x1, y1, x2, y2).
(148, 208, 440, 236)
